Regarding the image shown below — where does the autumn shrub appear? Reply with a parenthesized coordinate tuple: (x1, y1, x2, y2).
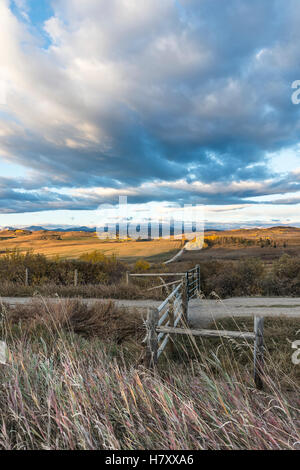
(1, 299, 143, 343)
(260, 254, 300, 296)
(273, 254, 300, 279)
(134, 259, 151, 272)
(0, 251, 126, 286)
(203, 258, 264, 297)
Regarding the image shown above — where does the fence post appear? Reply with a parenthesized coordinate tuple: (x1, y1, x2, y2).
(181, 275, 189, 325)
(186, 272, 190, 301)
(126, 271, 130, 285)
(254, 316, 264, 390)
(144, 307, 159, 368)
(168, 295, 175, 356)
(25, 268, 29, 287)
(74, 269, 78, 287)
(196, 264, 200, 295)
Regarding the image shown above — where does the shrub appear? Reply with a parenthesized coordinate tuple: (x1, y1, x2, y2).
(134, 259, 151, 272)
(80, 250, 117, 264)
(260, 254, 300, 296)
(0, 250, 126, 286)
(204, 258, 264, 297)
(273, 254, 300, 279)
(1, 299, 143, 343)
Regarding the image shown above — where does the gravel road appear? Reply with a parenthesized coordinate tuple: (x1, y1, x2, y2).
(1, 296, 300, 328)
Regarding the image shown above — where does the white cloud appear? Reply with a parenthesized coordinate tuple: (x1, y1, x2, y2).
(1, 0, 300, 219)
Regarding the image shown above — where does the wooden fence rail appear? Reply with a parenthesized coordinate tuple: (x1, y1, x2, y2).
(126, 272, 186, 285)
(156, 326, 256, 340)
(144, 265, 265, 389)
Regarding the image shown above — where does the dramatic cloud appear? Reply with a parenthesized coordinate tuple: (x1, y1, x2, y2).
(1, 0, 300, 215)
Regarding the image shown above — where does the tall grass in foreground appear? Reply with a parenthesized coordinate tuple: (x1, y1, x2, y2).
(0, 300, 299, 450)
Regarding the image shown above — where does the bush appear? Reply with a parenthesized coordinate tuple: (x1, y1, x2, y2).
(260, 254, 300, 296)
(0, 250, 126, 286)
(203, 259, 264, 297)
(134, 259, 150, 272)
(273, 254, 300, 279)
(1, 299, 143, 343)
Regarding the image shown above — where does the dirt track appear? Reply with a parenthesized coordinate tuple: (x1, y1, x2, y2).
(1, 296, 300, 328)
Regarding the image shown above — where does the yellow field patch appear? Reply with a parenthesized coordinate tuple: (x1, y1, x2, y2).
(0, 230, 182, 261)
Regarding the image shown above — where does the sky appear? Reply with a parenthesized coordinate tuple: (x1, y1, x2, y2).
(1, 0, 300, 228)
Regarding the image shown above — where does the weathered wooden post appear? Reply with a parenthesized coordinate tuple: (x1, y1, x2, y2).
(254, 316, 264, 390)
(168, 295, 175, 356)
(181, 274, 189, 325)
(191, 270, 194, 297)
(25, 268, 29, 287)
(126, 271, 130, 285)
(186, 271, 190, 302)
(144, 307, 159, 368)
(74, 269, 78, 287)
(196, 264, 200, 295)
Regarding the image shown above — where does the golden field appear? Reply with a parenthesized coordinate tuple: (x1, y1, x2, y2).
(182, 226, 300, 263)
(1, 225, 300, 263)
(0, 229, 182, 261)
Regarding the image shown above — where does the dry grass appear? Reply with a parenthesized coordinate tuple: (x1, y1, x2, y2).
(171, 316, 300, 386)
(0, 230, 181, 261)
(1, 299, 144, 344)
(3, 226, 300, 264)
(0, 300, 299, 450)
(0, 280, 164, 300)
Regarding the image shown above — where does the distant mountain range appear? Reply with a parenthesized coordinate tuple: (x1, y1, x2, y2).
(1, 225, 97, 232)
(0, 224, 222, 236)
(23, 226, 49, 231)
(0, 224, 299, 233)
(31, 226, 97, 232)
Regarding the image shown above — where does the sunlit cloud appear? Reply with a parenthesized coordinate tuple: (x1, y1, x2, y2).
(1, 0, 300, 226)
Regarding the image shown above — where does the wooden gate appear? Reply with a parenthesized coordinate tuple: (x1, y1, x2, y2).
(143, 265, 265, 389)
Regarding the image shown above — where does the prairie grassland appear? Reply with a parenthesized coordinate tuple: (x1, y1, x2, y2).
(4, 252, 300, 299)
(0, 299, 299, 450)
(2, 226, 300, 264)
(0, 227, 300, 264)
(0, 230, 182, 261)
(204, 225, 300, 244)
(182, 226, 300, 263)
